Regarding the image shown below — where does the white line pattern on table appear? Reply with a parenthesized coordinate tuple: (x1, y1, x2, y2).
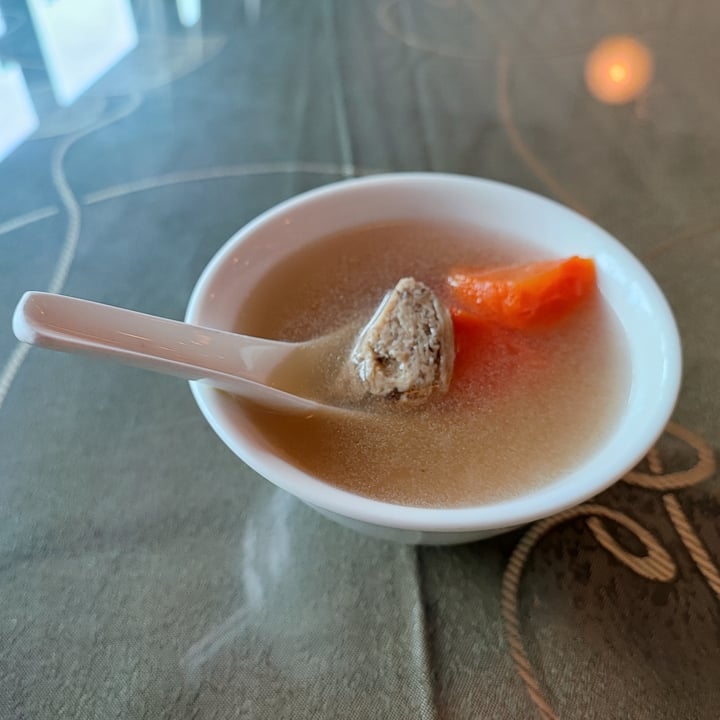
(0, 206, 59, 237)
(0, 94, 141, 411)
(82, 162, 358, 205)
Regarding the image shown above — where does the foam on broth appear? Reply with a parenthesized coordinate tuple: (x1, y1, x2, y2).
(234, 219, 631, 508)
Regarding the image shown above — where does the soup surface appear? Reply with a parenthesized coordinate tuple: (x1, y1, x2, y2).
(234, 219, 630, 508)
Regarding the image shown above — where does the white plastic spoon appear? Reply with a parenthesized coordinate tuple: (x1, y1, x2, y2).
(12, 292, 356, 415)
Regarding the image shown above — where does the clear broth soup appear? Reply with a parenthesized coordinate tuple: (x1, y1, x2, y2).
(234, 219, 630, 508)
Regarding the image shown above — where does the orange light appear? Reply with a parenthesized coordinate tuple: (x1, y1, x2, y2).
(608, 63, 627, 83)
(585, 36, 653, 104)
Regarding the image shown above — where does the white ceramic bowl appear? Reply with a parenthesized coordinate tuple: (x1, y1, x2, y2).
(185, 173, 681, 544)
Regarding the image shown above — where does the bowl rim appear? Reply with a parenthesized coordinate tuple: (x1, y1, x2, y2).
(186, 172, 682, 533)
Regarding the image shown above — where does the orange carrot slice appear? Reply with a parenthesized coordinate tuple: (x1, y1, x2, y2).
(447, 256, 596, 328)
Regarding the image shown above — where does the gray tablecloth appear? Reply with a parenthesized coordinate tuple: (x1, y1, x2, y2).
(1, 1, 718, 718)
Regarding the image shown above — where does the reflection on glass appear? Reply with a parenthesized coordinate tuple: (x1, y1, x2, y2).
(26, 0, 138, 106)
(176, 0, 202, 28)
(0, 62, 39, 162)
(585, 35, 653, 105)
(244, 0, 262, 24)
(0, 7, 6, 37)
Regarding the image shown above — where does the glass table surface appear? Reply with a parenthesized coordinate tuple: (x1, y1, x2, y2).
(0, 1, 718, 718)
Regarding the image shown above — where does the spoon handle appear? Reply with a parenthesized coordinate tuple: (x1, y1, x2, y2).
(12, 292, 303, 404)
